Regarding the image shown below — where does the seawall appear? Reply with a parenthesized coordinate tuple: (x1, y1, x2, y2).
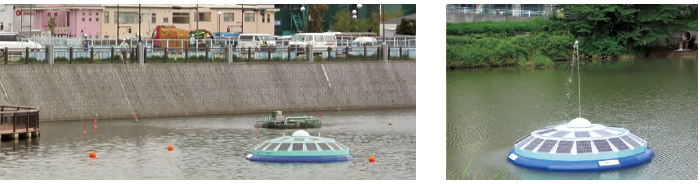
(0, 62, 416, 121)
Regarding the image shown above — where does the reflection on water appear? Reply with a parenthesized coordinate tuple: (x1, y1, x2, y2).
(446, 58, 697, 180)
(0, 108, 415, 180)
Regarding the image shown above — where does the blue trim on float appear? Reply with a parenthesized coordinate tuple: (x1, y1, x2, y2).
(507, 148, 654, 172)
(247, 154, 354, 163)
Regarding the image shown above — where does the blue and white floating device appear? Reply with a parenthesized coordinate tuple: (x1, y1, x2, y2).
(246, 130, 354, 163)
(508, 118, 654, 172)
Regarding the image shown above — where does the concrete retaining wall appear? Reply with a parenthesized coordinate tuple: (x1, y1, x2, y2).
(0, 62, 416, 121)
(447, 14, 536, 23)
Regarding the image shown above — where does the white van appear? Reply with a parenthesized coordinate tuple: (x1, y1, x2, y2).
(0, 33, 43, 52)
(288, 33, 338, 54)
(237, 34, 276, 50)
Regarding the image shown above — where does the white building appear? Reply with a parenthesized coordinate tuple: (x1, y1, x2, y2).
(0, 4, 15, 32)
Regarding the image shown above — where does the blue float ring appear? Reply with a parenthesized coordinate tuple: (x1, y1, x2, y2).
(507, 148, 654, 172)
(247, 154, 354, 163)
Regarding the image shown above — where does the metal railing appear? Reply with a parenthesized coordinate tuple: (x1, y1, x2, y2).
(29, 36, 417, 48)
(1, 45, 416, 64)
(0, 105, 40, 133)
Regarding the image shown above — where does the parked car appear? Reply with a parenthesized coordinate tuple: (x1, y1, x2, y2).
(352, 37, 377, 47)
(0, 33, 43, 52)
(237, 34, 276, 52)
(288, 33, 338, 55)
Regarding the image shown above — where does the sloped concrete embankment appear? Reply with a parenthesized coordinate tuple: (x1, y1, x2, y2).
(0, 62, 415, 121)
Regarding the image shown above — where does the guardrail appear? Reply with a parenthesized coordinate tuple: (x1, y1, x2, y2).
(0, 105, 40, 134)
(447, 7, 550, 17)
(1, 45, 416, 64)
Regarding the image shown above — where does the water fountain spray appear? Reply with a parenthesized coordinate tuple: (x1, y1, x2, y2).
(573, 40, 580, 117)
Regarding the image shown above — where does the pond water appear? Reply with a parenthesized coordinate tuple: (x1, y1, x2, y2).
(0, 108, 415, 179)
(446, 58, 697, 180)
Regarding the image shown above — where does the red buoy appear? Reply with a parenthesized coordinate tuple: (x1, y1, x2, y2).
(93, 119, 97, 123)
(389, 122, 392, 125)
(369, 155, 376, 163)
(167, 144, 174, 151)
(318, 113, 322, 117)
(89, 151, 96, 158)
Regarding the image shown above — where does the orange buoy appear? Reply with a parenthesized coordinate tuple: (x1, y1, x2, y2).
(93, 125, 97, 129)
(134, 114, 139, 122)
(83, 130, 87, 135)
(369, 155, 376, 163)
(84, 124, 87, 129)
(255, 131, 258, 135)
(389, 122, 392, 125)
(167, 144, 174, 151)
(89, 151, 96, 158)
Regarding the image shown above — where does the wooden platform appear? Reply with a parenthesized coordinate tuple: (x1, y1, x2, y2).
(0, 128, 39, 139)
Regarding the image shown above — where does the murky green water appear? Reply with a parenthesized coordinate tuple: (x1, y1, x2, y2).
(0, 108, 415, 179)
(446, 58, 697, 180)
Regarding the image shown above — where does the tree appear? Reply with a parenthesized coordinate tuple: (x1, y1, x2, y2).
(369, 8, 404, 35)
(306, 4, 329, 32)
(553, 4, 687, 46)
(331, 7, 354, 32)
(395, 18, 415, 35)
(48, 17, 56, 35)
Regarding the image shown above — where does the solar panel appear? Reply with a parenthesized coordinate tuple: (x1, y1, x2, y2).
(255, 142, 271, 150)
(305, 143, 318, 151)
(524, 138, 544, 151)
(516, 136, 534, 148)
(278, 143, 291, 151)
(537, 129, 556, 135)
(265, 143, 280, 151)
(550, 131, 571, 137)
(317, 143, 331, 151)
(327, 142, 341, 150)
(537, 140, 557, 152)
(608, 137, 630, 150)
(556, 141, 574, 153)
(593, 129, 613, 136)
(575, 131, 590, 137)
(620, 136, 640, 148)
(277, 138, 291, 141)
(336, 143, 348, 150)
(291, 143, 304, 151)
(605, 127, 626, 133)
(593, 139, 612, 152)
(294, 138, 305, 141)
(576, 140, 592, 153)
(628, 133, 646, 144)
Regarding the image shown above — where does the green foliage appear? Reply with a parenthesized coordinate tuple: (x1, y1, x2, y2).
(578, 37, 626, 58)
(48, 17, 56, 35)
(530, 54, 554, 68)
(396, 18, 416, 35)
(331, 7, 354, 32)
(446, 33, 571, 69)
(307, 5, 329, 32)
(446, 18, 551, 37)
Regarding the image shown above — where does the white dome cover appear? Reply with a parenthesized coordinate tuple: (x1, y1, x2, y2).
(292, 130, 311, 137)
(567, 118, 592, 128)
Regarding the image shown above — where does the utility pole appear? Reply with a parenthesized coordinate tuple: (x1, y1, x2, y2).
(117, 4, 120, 42)
(30, 4, 32, 37)
(196, 4, 199, 30)
(241, 4, 244, 33)
(139, 4, 141, 43)
(382, 4, 385, 42)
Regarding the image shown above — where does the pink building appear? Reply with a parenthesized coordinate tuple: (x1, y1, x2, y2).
(28, 4, 102, 38)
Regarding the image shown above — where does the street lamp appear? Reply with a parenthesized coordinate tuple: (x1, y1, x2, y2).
(218, 11, 222, 34)
(300, 6, 305, 12)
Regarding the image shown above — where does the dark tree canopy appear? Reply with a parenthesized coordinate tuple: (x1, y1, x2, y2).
(396, 18, 416, 35)
(306, 5, 329, 32)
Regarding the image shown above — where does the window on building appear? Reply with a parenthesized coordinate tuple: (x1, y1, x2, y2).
(105, 11, 109, 23)
(172, 13, 189, 24)
(223, 13, 234, 22)
(115, 12, 139, 24)
(82, 18, 85, 22)
(54, 12, 57, 17)
(89, 12, 92, 16)
(261, 14, 264, 23)
(96, 12, 99, 16)
(267, 14, 270, 23)
(163, 17, 169, 23)
(244, 13, 254, 22)
(89, 18, 92, 22)
(48, 13, 50, 17)
(96, 18, 99, 22)
(104, 35, 109, 39)
(82, 12, 85, 16)
(196, 12, 211, 22)
(151, 13, 156, 24)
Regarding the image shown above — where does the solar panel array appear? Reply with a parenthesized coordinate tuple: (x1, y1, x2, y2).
(305, 143, 318, 151)
(608, 137, 630, 150)
(265, 143, 280, 151)
(575, 131, 590, 137)
(256, 142, 271, 150)
(516, 136, 535, 148)
(292, 143, 304, 151)
(524, 138, 544, 150)
(318, 143, 331, 150)
(328, 142, 341, 150)
(576, 140, 592, 153)
(628, 133, 646, 144)
(537, 140, 557, 152)
(550, 131, 571, 137)
(537, 129, 557, 135)
(620, 135, 641, 148)
(593, 139, 612, 152)
(278, 143, 291, 151)
(556, 141, 574, 153)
